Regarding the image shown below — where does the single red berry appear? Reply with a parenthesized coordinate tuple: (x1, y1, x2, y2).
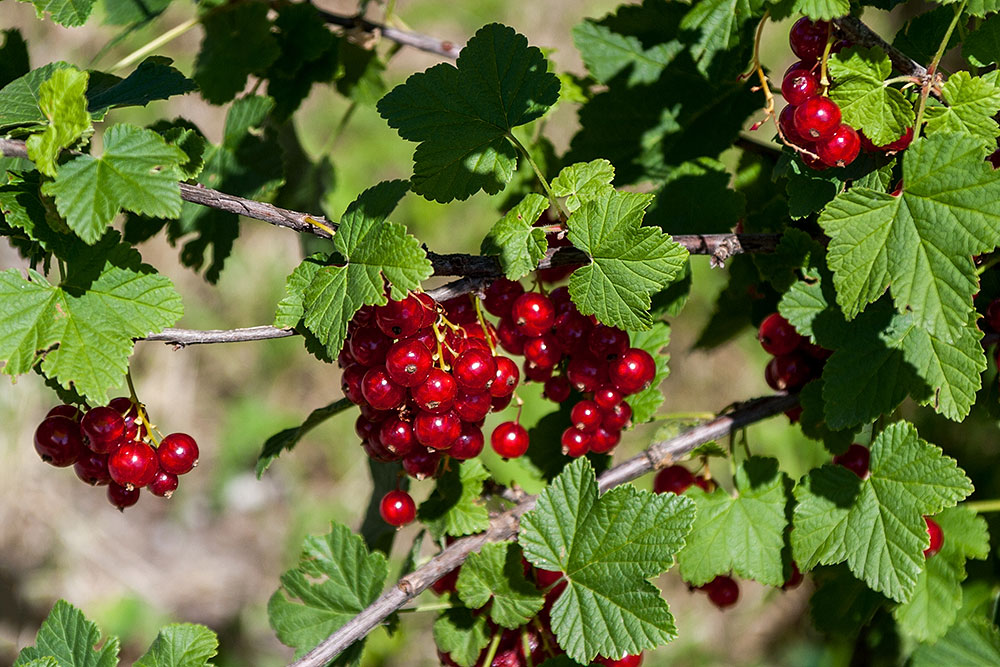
(781, 67, 820, 106)
(147, 469, 179, 498)
(412, 368, 458, 413)
(654, 466, 695, 494)
(362, 436, 399, 463)
(785, 405, 804, 424)
(413, 292, 438, 329)
(491, 356, 520, 398)
(778, 104, 807, 145)
(571, 400, 602, 432)
(589, 325, 630, 360)
(594, 386, 623, 409)
(523, 333, 563, 369)
(608, 348, 657, 395)
(380, 489, 416, 527)
(402, 448, 441, 479)
(107, 482, 140, 510)
(510, 292, 555, 338)
(561, 427, 591, 457)
(816, 123, 861, 167)
(450, 423, 485, 460)
(109, 397, 146, 443)
(601, 402, 632, 431)
(764, 352, 814, 391)
(794, 96, 842, 140)
(491, 394, 513, 412)
(341, 363, 367, 405)
(783, 561, 804, 590)
(985, 298, 1000, 332)
(566, 354, 607, 393)
(109, 440, 158, 489)
(351, 305, 375, 328)
(833, 443, 871, 479)
(483, 279, 525, 317)
(46, 404, 82, 420)
(34, 415, 85, 467)
(453, 390, 492, 423)
(543, 375, 572, 403)
(453, 348, 497, 390)
(375, 294, 424, 339)
(594, 654, 644, 667)
(924, 516, 944, 557)
(789, 17, 829, 61)
(157, 433, 199, 474)
(81, 406, 126, 453)
(758, 313, 803, 356)
(522, 359, 553, 383)
(385, 338, 434, 387)
(349, 326, 392, 367)
(701, 575, 740, 609)
(361, 366, 406, 410)
(801, 151, 830, 171)
(882, 126, 914, 151)
(74, 451, 111, 485)
(414, 410, 461, 450)
(589, 427, 620, 454)
(408, 327, 437, 353)
(441, 295, 478, 325)
(358, 403, 390, 424)
(491, 421, 529, 458)
(554, 311, 593, 354)
(355, 415, 381, 444)
(379, 417, 418, 457)
(497, 316, 526, 355)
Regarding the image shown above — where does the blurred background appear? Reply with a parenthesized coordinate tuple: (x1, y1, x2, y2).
(1, 1, 991, 665)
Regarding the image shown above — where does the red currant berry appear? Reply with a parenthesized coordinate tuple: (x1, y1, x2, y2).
(602, 401, 632, 431)
(801, 151, 829, 171)
(594, 386, 623, 409)
(362, 437, 398, 463)
(758, 313, 802, 356)
(483, 279, 525, 317)
(358, 403, 389, 424)
(109, 440, 158, 489)
(510, 292, 555, 338)
(46, 404, 82, 420)
(654, 465, 695, 494)
(414, 410, 461, 450)
(450, 423, 485, 460)
(816, 123, 861, 167)
(413, 292, 438, 329)
(341, 363, 367, 405)
(561, 427, 591, 457)
(785, 405, 804, 424)
(380, 489, 416, 527)
(147, 469, 179, 498)
(702, 575, 740, 609)
(782, 561, 804, 590)
(924, 516, 944, 557)
(453, 389, 492, 423)
(543, 375, 572, 403)
(412, 368, 458, 413)
(441, 295, 478, 325)
(355, 415, 380, 444)
(491, 356, 520, 398)
(402, 448, 442, 479)
(453, 348, 497, 390)
(523, 359, 553, 383)
(385, 338, 434, 387)
(589, 325, 630, 360)
(594, 654, 644, 667)
(34, 416, 85, 467)
(157, 433, 199, 474)
(351, 304, 375, 328)
(74, 451, 111, 485)
(81, 406, 126, 453)
(491, 421, 529, 458)
(107, 482, 140, 510)
(589, 427, 620, 454)
(523, 333, 563, 369)
(571, 400, 602, 432)
(764, 352, 814, 391)
(882, 126, 914, 152)
(348, 326, 392, 367)
(608, 348, 657, 395)
(375, 294, 424, 339)
(833, 443, 870, 479)
(554, 311, 593, 354)
(491, 394, 513, 412)
(794, 96, 841, 140)
(496, 316, 526, 355)
(778, 104, 807, 145)
(430, 567, 461, 596)
(361, 366, 406, 410)
(566, 353, 607, 393)
(789, 17, 829, 61)
(379, 417, 418, 457)
(781, 67, 819, 106)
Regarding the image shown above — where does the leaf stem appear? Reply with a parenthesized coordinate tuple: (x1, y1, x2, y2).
(914, 0, 965, 134)
(110, 17, 200, 72)
(481, 630, 502, 667)
(976, 253, 1000, 276)
(963, 499, 1000, 513)
(507, 132, 567, 221)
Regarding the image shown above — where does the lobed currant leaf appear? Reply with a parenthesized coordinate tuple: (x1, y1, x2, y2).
(480, 193, 549, 279)
(25, 66, 91, 177)
(456, 542, 545, 628)
(433, 607, 491, 667)
(13, 599, 120, 667)
(909, 605, 1000, 665)
(133, 623, 219, 667)
(792, 421, 973, 602)
(519, 457, 695, 664)
(550, 159, 615, 213)
(193, 1, 280, 105)
(0, 62, 74, 130)
(924, 72, 1000, 147)
(679, 0, 761, 73)
(572, 21, 681, 86)
(646, 157, 746, 234)
(86, 57, 196, 118)
(778, 0, 851, 21)
(418, 459, 491, 538)
(16, 0, 97, 27)
(827, 47, 914, 146)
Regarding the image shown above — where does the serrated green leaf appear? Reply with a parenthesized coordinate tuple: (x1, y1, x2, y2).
(551, 160, 615, 213)
(679, 0, 761, 72)
(792, 421, 974, 602)
(968, 0, 1000, 17)
(0, 62, 73, 130)
(433, 607, 491, 667)
(43, 124, 186, 244)
(457, 542, 545, 628)
(264, 2, 339, 120)
(893, 506, 990, 642)
(567, 190, 688, 330)
(780, 0, 851, 20)
(86, 57, 195, 115)
(0, 30, 30, 90)
(625, 322, 670, 424)
(269, 522, 388, 661)
(796, 380, 856, 454)
(194, 1, 279, 104)
(134, 623, 218, 667)
(17, 0, 97, 27)
(13, 599, 120, 667)
(26, 67, 90, 177)
(924, 72, 1000, 146)
(519, 458, 696, 664)
(963, 14, 1000, 67)
(571, 21, 681, 86)
(480, 193, 549, 279)
(274, 254, 327, 328)
(910, 612, 1000, 666)
(101, 0, 171, 25)
(158, 126, 205, 181)
(678, 457, 790, 586)
(418, 459, 491, 538)
(818, 132, 1000, 343)
(377, 24, 560, 202)
(758, 228, 826, 294)
(828, 47, 914, 146)
(302, 181, 431, 357)
(255, 398, 353, 478)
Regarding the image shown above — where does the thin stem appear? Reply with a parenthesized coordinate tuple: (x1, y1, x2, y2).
(915, 1, 965, 133)
(977, 254, 1000, 276)
(963, 499, 1000, 513)
(481, 631, 502, 667)
(751, 11, 775, 119)
(819, 24, 834, 91)
(126, 370, 161, 445)
(507, 132, 568, 221)
(110, 17, 199, 72)
(521, 628, 535, 667)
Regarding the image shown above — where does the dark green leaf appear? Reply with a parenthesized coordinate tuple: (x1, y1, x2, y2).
(194, 1, 280, 104)
(255, 398, 354, 478)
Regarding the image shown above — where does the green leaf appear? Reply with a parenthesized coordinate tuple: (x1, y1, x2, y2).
(418, 459, 491, 538)
(86, 57, 196, 115)
(302, 181, 431, 357)
(457, 542, 545, 628)
(778, 0, 851, 20)
(571, 21, 681, 86)
(17, 0, 97, 27)
(274, 254, 327, 328)
(43, 124, 186, 244)
(255, 398, 353, 478)
(269, 522, 388, 661)
(433, 607, 490, 667)
(519, 457, 696, 664)
(567, 190, 688, 330)
(818, 132, 1000, 342)
(134, 623, 218, 667)
(910, 610, 1000, 666)
(924, 72, 1000, 147)
(550, 160, 615, 213)
(377, 23, 560, 202)
(264, 1, 339, 120)
(827, 47, 914, 146)
(0, 29, 30, 90)
(808, 565, 887, 636)
(791, 421, 974, 602)
(624, 322, 670, 424)
(678, 457, 790, 587)
(963, 14, 1000, 67)
(893, 506, 990, 642)
(101, 0, 171, 25)
(26, 67, 91, 177)
(679, 0, 761, 73)
(796, 380, 857, 455)
(13, 599, 120, 667)
(480, 193, 549, 279)
(645, 158, 745, 234)
(0, 62, 73, 130)
(194, 1, 280, 104)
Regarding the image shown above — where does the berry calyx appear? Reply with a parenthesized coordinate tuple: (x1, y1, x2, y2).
(107, 482, 140, 510)
(608, 348, 657, 394)
(385, 339, 434, 387)
(924, 516, 944, 557)
(781, 67, 819, 106)
(654, 465, 695, 495)
(757, 313, 803, 356)
(701, 575, 740, 609)
(34, 416, 85, 467)
(491, 421, 529, 458)
(833, 443, 871, 479)
(157, 432, 200, 474)
(510, 292, 555, 338)
(380, 490, 416, 527)
(815, 123, 861, 167)
(109, 440, 159, 489)
(794, 96, 842, 140)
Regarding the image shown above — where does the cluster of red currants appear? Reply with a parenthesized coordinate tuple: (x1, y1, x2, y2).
(758, 312, 829, 419)
(486, 280, 656, 458)
(33, 399, 199, 510)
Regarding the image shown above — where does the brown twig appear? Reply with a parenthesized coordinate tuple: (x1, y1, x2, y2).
(316, 9, 462, 60)
(288, 392, 800, 667)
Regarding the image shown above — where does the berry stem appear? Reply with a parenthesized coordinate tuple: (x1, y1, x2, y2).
(751, 11, 775, 119)
(473, 297, 497, 354)
(481, 629, 503, 667)
(963, 498, 1000, 513)
(521, 628, 536, 667)
(507, 131, 569, 222)
(819, 23, 833, 92)
(126, 370, 162, 445)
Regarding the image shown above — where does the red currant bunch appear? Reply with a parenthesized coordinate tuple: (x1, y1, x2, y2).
(758, 312, 828, 420)
(34, 398, 199, 510)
